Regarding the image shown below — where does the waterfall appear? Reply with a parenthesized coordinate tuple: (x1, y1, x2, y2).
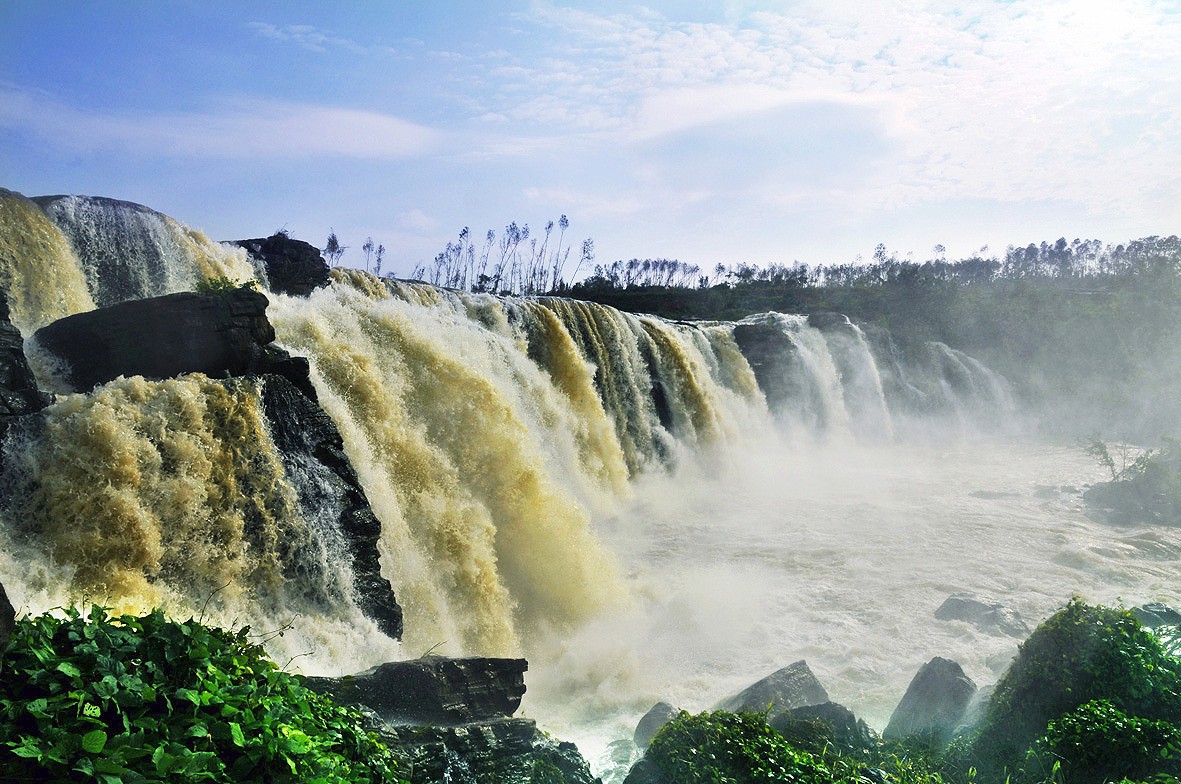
(0, 190, 1019, 672)
(33, 194, 257, 309)
(0, 189, 96, 332)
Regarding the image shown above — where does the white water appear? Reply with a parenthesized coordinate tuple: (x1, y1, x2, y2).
(524, 436, 1181, 779)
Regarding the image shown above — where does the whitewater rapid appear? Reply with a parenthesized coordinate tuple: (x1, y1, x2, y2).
(524, 437, 1181, 778)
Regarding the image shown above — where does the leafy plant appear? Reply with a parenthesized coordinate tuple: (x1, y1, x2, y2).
(0, 606, 406, 783)
(195, 275, 258, 295)
(1083, 438, 1181, 525)
(1033, 699, 1181, 784)
(971, 600, 1181, 781)
(645, 710, 824, 783)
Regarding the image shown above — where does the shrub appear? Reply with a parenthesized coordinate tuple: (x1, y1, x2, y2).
(644, 710, 824, 784)
(196, 275, 258, 295)
(1034, 699, 1180, 784)
(972, 600, 1181, 779)
(0, 606, 405, 783)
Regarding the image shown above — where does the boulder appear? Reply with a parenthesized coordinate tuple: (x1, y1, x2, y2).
(714, 660, 828, 719)
(1132, 602, 1181, 629)
(883, 657, 976, 745)
(33, 288, 275, 392)
(634, 701, 678, 748)
(379, 717, 598, 784)
(0, 289, 48, 416)
(257, 374, 400, 638)
(233, 233, 330, 297)
(305, 655, 527, 726)
(935, 593, 1030, 637)
(770, 701, 877, 755)
(0, 580, 14, 648)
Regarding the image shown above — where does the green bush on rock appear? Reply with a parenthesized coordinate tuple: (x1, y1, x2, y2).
(971, 600, 1181, 781)
(0, 606, 406, 783)
(644, 710, 824, 784)
(1034, 699, 1180, 784)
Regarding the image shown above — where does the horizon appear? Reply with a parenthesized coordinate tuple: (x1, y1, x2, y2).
(2, 1, 1179, 276)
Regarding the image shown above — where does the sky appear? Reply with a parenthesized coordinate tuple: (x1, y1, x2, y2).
(2, 1, 1180, 277)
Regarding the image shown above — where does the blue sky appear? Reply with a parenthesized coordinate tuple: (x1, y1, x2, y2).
(2, 1, 1179, 276)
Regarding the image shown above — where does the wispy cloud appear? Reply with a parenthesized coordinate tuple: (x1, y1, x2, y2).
(0, 86, 439, 160)
(247, 22, 363, 54)
(483, 1, 1181, 222)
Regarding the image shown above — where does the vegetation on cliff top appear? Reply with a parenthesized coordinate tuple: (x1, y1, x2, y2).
(0, 606, 406, 783)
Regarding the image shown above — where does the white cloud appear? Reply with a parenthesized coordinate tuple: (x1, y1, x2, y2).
(483, 1, 1181, 223)
(0, 87, 440, 160)
(398, 209, 442, 232)
(247, 22, 362, 53)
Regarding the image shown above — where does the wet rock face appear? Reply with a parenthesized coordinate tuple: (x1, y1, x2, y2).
(935, 592, 1030, 637)
(308, 656, 598, 783)
(33, 288, 275, 392)
(233, 234, 329, 297)
(714, 660, 829, 720)
(258, 374, 402, 640)
(634, 702, 678, 748)
(883, 657, 977, 745)
(380, 717, 599, 784)
(307, 656, 527, 725)
(731, 322, 801, 411)
(0, 291, 48, 416)
(0, 580, 15, 648)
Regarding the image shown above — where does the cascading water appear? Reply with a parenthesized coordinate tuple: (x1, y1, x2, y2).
(32, 194, 257, 309)
(0, 189, 96, 332)
(0, 192, 1177, 781)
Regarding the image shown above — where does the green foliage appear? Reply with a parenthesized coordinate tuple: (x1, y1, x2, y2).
(972, 600, 1181, 781)
(0, 606, 406, 783)
(195, 275, 258, 295)
(645, 710, 825, 784)
(1083, 439, 1181, 525)
(1034, 699, 1181, 784)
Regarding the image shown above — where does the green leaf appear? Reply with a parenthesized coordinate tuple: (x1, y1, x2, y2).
(82, 702, 102, 718)
(175, 688, 201, 705)
(56, 661, 83, 679)
(230, 722, 245, 748)
(81, 729, 108, 754)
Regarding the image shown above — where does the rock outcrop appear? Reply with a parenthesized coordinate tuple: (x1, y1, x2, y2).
(306, 656, 527, 725)
(233, 233, 330, 297)
(1132, 602, 1181, 629)
(0, 290, 47, 417)
(258, 374, 401, 639)
(770, 701, 877, 755)
(634, 702, 678, 748)
(883, 657, 977, 744)
(308, 656, 597, 783)
(0, 580, 14, 648)
(935, 592, 1030, 637)
(379, 718, 598, 784)
(33, 288, 275, 391)
(731, 322, 801, 412)
(714, 660, 828, 719)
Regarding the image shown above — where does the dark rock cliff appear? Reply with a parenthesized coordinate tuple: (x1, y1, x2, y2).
(306, 656, 527, 725)
(33, 288, 275, 391)
(258, 374, 402, 640)
(233, 233, 330, 298)
(0, 290, 48, 417)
